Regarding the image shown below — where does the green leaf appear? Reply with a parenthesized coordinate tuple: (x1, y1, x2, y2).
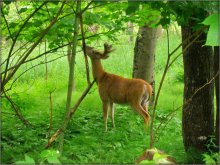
(3, 0, 15, 5)
(202, 13, 219, 46)
(15, 155, 35, 164)
(18, 7, 28, 14)
(47, 156, 61, 164)
(140, 160, 155, 164)
(24, 155, 35, 164)
(126, 1, 140, 15)
(40, 150, 61, 164)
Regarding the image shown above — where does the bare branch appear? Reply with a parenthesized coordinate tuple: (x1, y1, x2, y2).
(1, 8, 14, 41)
(79, 11, 90, 84)
(2, 1, 66, 89)
(154, 71, 219, 138)
(81, 1, 93, 14)
(45, 79, 96, 149)
(149, 26, 206, 148)
(5, 55, 67, 93)
(48, 88, 56, 138)
(3, 92, 30, 126)
(2, 1, 48, 87)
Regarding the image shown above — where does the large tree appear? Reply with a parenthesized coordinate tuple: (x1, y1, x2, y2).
(181, 16, 214, 154)
(214, 46, 219, 146)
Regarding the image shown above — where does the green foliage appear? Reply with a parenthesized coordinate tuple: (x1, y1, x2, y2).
(125, 2, 160, 27)
(14, 150, 62, 164)
(1, 1, 192, 164)
(15, 155, 35, 164)
(3, 0, 15, 5)
(1, 32, 187, 164)
(125, 1, 140, 15)
(202, 14, 219, 46)
(39, 150, 61, 164)
(202, 153, 220, 165)
(139, 148, 173, 164)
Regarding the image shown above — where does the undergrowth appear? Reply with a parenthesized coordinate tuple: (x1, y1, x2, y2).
(1, 32, 188, 164)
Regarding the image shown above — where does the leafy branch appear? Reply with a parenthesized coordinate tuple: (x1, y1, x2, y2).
(1, 1, 66, 92)
(45, 79, 96, 149)
(2, 1, 49, 88)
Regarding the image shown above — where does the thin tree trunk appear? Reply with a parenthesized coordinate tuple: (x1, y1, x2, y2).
(45, 40, 48, 81)
(182, 20, 214, 153)
(46, 80, 95, 149)
(67, 44, 75, 92)
(133, 25, 158, 105)
(127, 21, 134, 42)
(66, 2, 80, 111)
(0, 0, 2, 95)
(214, 46, 219, 146)
(60, 0, 81, 152)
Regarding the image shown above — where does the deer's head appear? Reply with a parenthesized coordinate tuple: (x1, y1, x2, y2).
(85, 43, 114, 60)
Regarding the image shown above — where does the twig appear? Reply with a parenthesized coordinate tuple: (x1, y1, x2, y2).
(167, 29, 205, 69)
(5, 55, 67, 93)
(150, 29, 171, 148)
(2, 1, 48, 88)
(44, 40, 48, 81)
(149, 26, 206, 148)
(2, 1, 66, 88)
(45, 79, 96, 149)
(154, 71, 219, 138)
(81, 1, 93, 13)
(48, 88, 56, 139)
(1, 8, 14, 41)
(79, 11, 90, 85)
(4, 92, 30, 126)
(1, 111, 16, 116)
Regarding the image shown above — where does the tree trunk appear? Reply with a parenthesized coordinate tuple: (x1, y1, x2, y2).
(59, 0, 80, 152)
(133, 25, 158, 105)
(214, 46, 219, 146)
(0, 0, 2, 95)
(66, 3, 80, 111)
(67, 44, 75, 92)
(127, 21, 134, 42)
(181, 22, 214, 152)
(45, 40, 48, 81)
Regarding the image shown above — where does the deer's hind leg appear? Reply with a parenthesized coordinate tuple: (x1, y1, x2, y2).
(141, 94, 149, 112)
(131, 102, 150, 126)
(109, 101, 115, 128)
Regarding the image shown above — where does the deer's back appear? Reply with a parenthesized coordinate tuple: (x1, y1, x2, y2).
(98, 72, 149, 104)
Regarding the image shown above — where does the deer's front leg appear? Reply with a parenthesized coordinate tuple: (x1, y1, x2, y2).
(109, 101, 115, 128)
(102, 101, 109, 132)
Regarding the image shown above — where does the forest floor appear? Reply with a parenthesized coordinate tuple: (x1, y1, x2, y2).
(1, 32, 188, 164)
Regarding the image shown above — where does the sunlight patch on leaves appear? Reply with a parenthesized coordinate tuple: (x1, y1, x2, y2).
(202, 14, 219, 46)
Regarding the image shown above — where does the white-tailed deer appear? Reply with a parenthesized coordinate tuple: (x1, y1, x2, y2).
(85, 43, 153, 131)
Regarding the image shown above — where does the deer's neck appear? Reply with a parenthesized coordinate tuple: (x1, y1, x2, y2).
(91, 59, 105, 82)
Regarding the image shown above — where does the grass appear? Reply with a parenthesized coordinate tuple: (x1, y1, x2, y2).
(1, 30, 188, 164)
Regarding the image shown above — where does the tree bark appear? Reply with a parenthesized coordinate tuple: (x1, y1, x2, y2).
(66, 2, 80, 111)
(67, 44, 75, 92)
(60, 0, 80, 152)
(127, 21, 134, 42)
(0, 0, 2, 95)
(181, 22, 214, 152)
(133, 25, 158, 105)
(214, 46, 219, 146)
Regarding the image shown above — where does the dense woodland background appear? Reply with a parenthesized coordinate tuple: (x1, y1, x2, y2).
(0, 1, 219, 164)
